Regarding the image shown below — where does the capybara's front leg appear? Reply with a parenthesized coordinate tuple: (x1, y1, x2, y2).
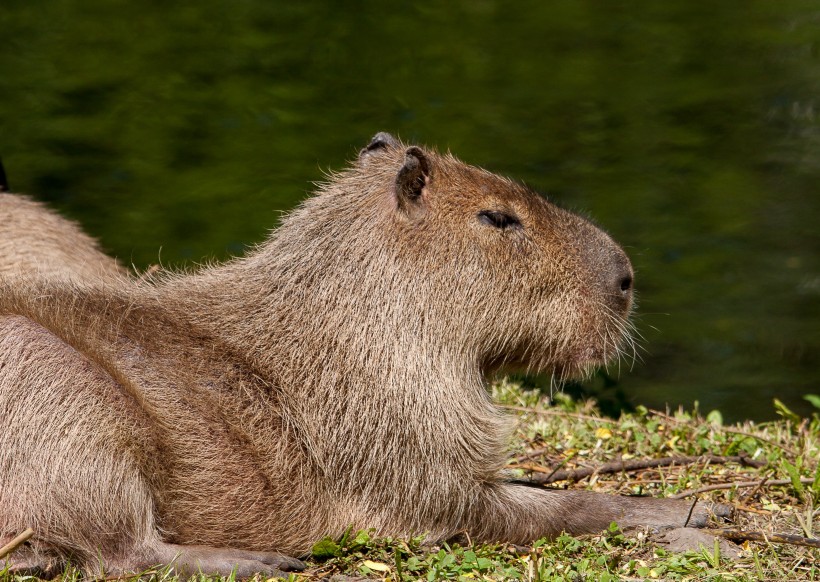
(466, 484, 732, 543)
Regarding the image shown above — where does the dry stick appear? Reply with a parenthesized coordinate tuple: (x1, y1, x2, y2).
(500, 405, 616, 424)
(683, 497, 699, 528)
(647, 409, 680, 424)
(732, 504, 770, 515)
(513, 446, 553, 464)
(670, 477, 815, 499)
(739, 476, 769, 503)
(0, 528, 34, 561)
(711, 528, 820, 549)
(513, 455, 766, 485)
(509, 462, 554, 474)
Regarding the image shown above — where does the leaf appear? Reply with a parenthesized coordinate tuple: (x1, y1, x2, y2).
(438, 553, 456, 569)
(352, 529, 371, 546)
(813, 462, 820, 496)
(339, 524, 353, 547)
(311, 537, 340, 559)
(595, 427, 612, 439)
(803, 394, 820, 410)
(761, 497, 781, 512)
(706, 410, 723, 426)
(773, 398, 801, 423)
(362, 560, 390, 573)
(781, 459, 805, 500)
(476, 557, 494, 570)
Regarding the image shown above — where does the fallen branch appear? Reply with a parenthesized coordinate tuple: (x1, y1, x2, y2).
(711, 528, 820, 549)
(0, 528, 34, 560)
(670, 477, 814, 499)
(512, 455, 766, 485)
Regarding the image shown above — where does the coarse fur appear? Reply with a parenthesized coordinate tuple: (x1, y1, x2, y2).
(0, 193, 127, 281)
(0, 135, 730, 578)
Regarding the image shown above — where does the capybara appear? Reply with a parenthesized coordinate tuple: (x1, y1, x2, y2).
(0, 133, 729, 578)
(0, 177, 126, 280)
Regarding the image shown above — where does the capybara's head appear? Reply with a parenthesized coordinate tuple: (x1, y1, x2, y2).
(287, 133, 634, 382)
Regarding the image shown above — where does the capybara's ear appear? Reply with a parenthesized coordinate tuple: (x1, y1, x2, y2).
(395, 146, 430, 218)
(0, 158, 8, 192)
(359, 132, 400, 160)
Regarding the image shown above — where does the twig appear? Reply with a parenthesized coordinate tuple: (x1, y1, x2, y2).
(683, 497, 699, 527)
(733, 504, 770, 515)
(711, 528, 820, 549)
(543, 452, 577, 483)
(647, 409, 680, 424)
(500, 405, 616, 424)
(739, 476, 769, 502)
(516, 455, 766, 485)
(510, 452, 578, 480)
(670, 477, 814, 499)
(513, 446, 552, 463)
(508, 462, 555, 474)
(0, 528, 34, 560)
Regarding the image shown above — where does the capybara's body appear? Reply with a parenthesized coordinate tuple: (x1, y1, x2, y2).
(0, 193, 126, 280)
(0, 134, 725, 577)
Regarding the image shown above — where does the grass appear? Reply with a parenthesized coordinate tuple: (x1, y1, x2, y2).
(2, 380, 818, 581)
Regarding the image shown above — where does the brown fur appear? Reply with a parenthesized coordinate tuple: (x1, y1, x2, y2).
(0, 135, 729, 578)
(0, 193, 127, 281)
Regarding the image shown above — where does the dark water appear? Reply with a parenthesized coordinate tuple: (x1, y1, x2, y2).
(1, 1, 818, 421)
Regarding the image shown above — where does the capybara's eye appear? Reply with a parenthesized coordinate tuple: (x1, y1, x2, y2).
(478, 210, 521, 230)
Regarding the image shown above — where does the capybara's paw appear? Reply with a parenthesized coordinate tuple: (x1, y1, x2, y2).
(616, 496, 734, 532)
(710, 501, 734, 521)
(153, 543, 306, 579)
(250, 551, 306, 571)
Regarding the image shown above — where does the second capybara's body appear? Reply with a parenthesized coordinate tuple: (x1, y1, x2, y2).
(0, 134, 728, 578)
(0, 192, 126, 280)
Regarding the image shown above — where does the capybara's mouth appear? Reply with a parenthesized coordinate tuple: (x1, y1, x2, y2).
(483, 346, 609, 382)
(551, 346, 616, 382)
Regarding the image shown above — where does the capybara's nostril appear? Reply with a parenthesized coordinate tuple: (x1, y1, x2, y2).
(619, 275, 633, 293)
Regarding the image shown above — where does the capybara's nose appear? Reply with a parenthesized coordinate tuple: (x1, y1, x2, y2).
(571, 217, 635, 314)
(606, 250, 634, 312)
(618, 272, 633, 295)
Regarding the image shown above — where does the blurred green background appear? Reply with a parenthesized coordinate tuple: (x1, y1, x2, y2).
(1, 1, 818, 421)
